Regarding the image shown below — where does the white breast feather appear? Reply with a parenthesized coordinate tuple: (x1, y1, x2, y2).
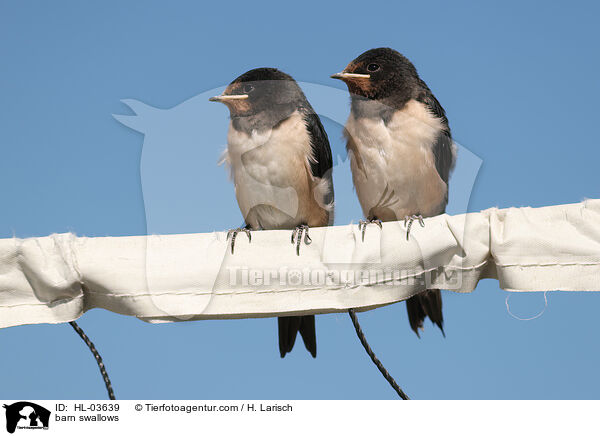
(221, 111, 330, 228)
(346, 99, 449, 219)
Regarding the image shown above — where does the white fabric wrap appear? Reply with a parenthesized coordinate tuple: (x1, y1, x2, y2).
(1, 200, 599, 328)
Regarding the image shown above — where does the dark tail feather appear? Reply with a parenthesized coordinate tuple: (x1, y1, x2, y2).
(299, 315, 317, 358)
(278, 315, 317, 358)
(406, 289, 445, 337)
(278, 316, 300, 358)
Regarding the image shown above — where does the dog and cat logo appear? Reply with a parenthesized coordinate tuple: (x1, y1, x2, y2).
(2, 402, 50, 433)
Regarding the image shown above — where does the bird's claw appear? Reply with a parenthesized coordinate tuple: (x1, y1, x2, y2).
(226, 227, 251, 254)
(403, 215, 425, 240)
(358, 218, 383, 242)
(291, 224, 311, 256)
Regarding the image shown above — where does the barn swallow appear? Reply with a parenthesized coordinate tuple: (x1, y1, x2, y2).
(332, 48, 456, 337)
(210, 68, 334, 358)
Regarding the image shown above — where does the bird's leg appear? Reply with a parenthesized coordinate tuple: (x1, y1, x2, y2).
(403, 215, 425, 240)
(358, 217, 383, 242)
(226, 225, 252, 254)
(291, 224, 312, 256)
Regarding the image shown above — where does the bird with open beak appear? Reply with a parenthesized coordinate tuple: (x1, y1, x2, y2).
(332, 48, 456, 337)
(210, 67, 334, 358)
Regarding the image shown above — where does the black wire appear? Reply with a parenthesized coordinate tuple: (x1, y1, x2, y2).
(69, 321, 116, 400)
(68, 310, 401, 400)
(348, 308, 410, 400)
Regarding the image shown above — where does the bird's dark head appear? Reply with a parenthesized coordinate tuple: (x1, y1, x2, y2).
(332, 48, 420, 103)
(210, 68, 306, 119)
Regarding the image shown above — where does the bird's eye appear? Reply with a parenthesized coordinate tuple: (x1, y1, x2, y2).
(242, 84, 255, 93)
(366, 63, 380, 72)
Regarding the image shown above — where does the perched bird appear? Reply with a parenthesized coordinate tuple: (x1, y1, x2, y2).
(210, 68, 334, 358)
(332, 48, 456, 337)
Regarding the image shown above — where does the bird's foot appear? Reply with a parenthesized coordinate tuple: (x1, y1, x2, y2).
(358, 218, 383, 242)
(226, 227, 251, 254)
(404, 215, 425, 240)
(291, 224, 312, 256)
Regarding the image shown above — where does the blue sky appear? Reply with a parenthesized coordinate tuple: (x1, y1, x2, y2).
(1, 0, 599, 399)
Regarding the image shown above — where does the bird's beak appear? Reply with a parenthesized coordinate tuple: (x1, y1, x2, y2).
(330, 72, 371, 80)
(208, 94, 249, 102)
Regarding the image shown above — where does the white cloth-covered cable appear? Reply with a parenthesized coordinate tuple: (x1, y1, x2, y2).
(1, 200, 599, 328)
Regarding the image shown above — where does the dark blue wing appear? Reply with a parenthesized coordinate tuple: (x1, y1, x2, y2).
(416, 87, 456, 186)
(301, 108, 334, 222)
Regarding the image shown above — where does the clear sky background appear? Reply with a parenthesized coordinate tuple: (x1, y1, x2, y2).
(1, 0, 599, 399)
